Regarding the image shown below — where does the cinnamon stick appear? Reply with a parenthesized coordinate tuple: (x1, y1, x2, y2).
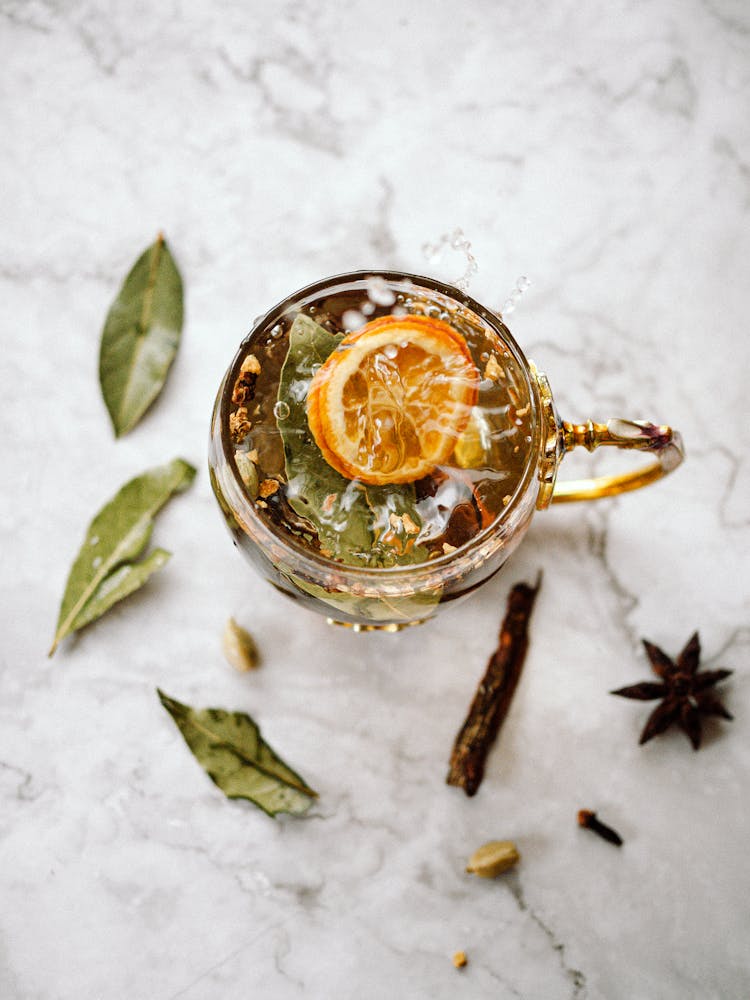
(447, 574, 541, 795)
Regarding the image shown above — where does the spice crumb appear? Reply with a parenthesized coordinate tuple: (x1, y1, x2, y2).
(442, 542, 457, 555)
(256, 499, 268, 508)
(240, 354, 261, 375)
(247, 448, 259, 463)
(259, 479, 279, 498)
(502, 494, 512, 506)
(401, 512, 419, 534)
(484, 355, 503, 381)
(229, 407, 252, 440)
(452, 951, 468, 969)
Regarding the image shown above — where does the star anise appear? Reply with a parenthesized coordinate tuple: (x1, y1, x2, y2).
(611, 632, 733, 750)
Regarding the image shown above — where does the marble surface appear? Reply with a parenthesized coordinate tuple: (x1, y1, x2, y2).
(2, 1, 749, 997)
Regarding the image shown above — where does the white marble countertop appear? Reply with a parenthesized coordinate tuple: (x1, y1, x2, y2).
(2, 2, 749, 997)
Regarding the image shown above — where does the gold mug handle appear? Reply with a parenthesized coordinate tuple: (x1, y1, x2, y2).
(533, 367, 685, 509)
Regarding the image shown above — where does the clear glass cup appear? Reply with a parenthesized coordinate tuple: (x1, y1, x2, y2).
(209, 272, 684, 630)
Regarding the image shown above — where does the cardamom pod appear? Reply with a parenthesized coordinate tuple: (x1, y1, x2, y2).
(466, 840, 520, 878)
(222, 617, 260, 671)
(234, 451, 259, 499)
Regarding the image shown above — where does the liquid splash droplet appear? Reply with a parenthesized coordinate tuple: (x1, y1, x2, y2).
(273, 400, 290, 420)
(342, 309, 366, 331)
(422, 227, 478, 291)
(365, 276, 396, 306)
(500, 276, 532, 319)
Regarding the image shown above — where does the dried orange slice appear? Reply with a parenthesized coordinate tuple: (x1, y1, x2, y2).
(307, 314, 480, 485)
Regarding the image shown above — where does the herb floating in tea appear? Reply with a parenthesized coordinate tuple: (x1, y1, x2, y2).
(577, 810, 623, 847)
(157, 690, 317, 817)
(99, 233, 184, 437)
(49, 458, 196, 655)
(447, 574, 541, 795)
(610, 632, 733, 750)
(275, 314, 428, 567)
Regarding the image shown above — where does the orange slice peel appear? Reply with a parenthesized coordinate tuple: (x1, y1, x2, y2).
(307, 314, 480, 485)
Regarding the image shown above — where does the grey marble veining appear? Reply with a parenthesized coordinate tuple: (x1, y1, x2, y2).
(1, 1, 749, 998)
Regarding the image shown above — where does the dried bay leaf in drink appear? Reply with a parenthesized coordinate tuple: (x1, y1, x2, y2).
(274, 314, 428, 567)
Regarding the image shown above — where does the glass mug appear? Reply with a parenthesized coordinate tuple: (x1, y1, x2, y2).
(209, 272, 684, 630)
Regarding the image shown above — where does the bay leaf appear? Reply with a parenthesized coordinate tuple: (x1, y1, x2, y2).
(276, 315, 429, 566)
(49, 457, 196, 655)
(157, 689, 317, 817)
(71, 548, 171, 631)
(99, 233, 183, 437)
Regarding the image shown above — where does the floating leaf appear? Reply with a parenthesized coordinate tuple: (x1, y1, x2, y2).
(276, 314, 428, 567)
(157, 689, 317, 817)
(99, 233, 184, 436)
(49, 458, 196, 655)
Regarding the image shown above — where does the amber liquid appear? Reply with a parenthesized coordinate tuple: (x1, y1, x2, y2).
(225, 279, 534, 569)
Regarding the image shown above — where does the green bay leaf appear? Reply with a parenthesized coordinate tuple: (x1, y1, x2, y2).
(157, 690, 317, 817)
(49, 457, 196, 655)
(71, 548, 171, 631)
(99, 233, 184, 437)
(276, 315, 429, 567)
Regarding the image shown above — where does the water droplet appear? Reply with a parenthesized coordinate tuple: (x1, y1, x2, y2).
(361, 301, 375, 315)
(383, 344, 398, 359)
(517, 275, 531, 292)
(273, 401, 290, 420)
(309, 306, 317, 313)
(479, 352, 489, 362)
(270, 324, 283, 339)
(89, 535, 99, 546)
(392, 306, 407, 317)
(502, 299, 516, 315)
(365, 276, 396, 306)
(423, 227, 478, 290)
(342, 309, 366, 331)
(92, 556, 102, 569)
